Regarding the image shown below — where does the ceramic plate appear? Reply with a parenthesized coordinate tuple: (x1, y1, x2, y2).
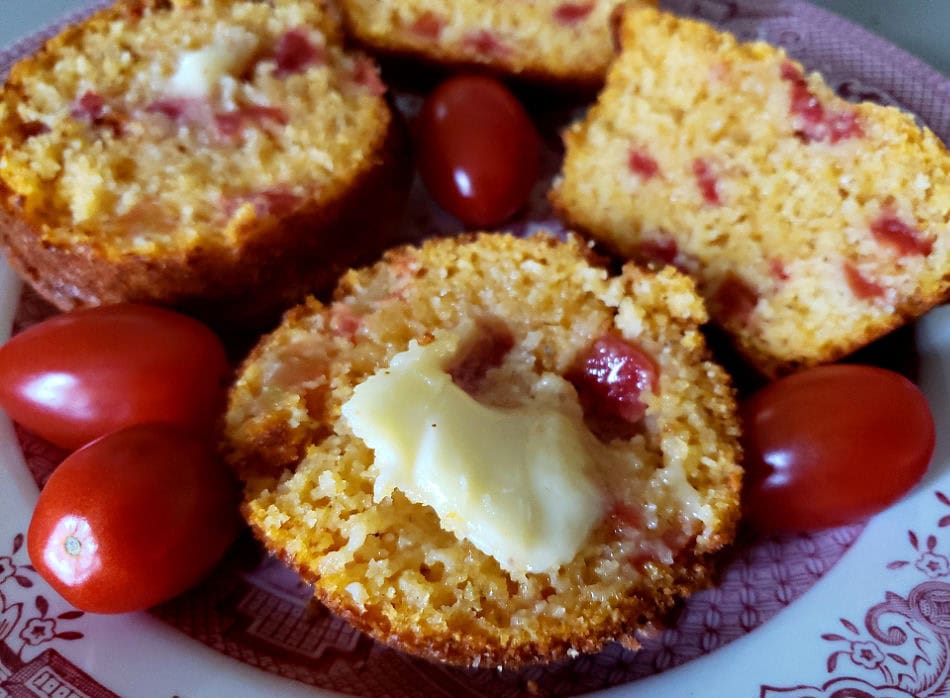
(1, 1, 949, 696)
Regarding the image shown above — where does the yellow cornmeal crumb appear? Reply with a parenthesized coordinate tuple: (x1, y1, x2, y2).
(0, 0, 389, 254)
(338, 0, 655, 86)
(551, 4, 950, 376)
(224, 232, 742, 667)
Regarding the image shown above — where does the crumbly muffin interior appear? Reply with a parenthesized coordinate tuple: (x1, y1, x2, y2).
(224, 233, 742, 665)
(0, 0, 390, 256)
(552, 5, 950, 374)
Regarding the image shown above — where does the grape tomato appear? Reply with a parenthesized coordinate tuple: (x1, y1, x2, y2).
(0, 303, 229, 449)
(569, 334, 659, 425)
(27, 424, 241, 614)
(741, 364, 934, 532)
(416, 74, 541, 227)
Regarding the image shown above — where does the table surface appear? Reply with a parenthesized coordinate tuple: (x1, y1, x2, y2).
(0, 0, 948, 76)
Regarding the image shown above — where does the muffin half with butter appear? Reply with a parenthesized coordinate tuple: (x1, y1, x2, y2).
(223, 232, 742, 667)
(0, 0, 406, 328)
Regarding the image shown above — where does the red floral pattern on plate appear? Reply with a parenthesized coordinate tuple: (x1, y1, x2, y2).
(763, 491, 950, 697)
(0, 532, 118, 697)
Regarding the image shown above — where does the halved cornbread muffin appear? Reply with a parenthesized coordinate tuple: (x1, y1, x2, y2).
(224, 232, 742, 667)
(0, 0, 407, 327)
(337, 0, 654, 88)
(551, 3, 950, 376)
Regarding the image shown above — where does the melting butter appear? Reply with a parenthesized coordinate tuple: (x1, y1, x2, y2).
(341, 330, 603, 576)
(168, 28, 259, 98)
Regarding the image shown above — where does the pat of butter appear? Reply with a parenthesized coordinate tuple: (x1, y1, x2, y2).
(341, 330, 603, 575)
(168, 29, 259, 98)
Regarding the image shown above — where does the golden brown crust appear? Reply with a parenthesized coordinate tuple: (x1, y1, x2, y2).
(246, 514, 722, 668)
(739, 304, 934, 378)
(551, 215, 947, 379)
(342, 34, 605, 93)
(0, 115, 411, 331)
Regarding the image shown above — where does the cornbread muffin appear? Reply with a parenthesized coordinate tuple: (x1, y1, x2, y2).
(551, 3, 950, 376)
(0, 0, 407, 327)
(224, 233, 742, 667)
(337, 0, 654, 87)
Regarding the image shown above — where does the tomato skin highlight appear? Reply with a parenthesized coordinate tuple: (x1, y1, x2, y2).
(27, 424, 241, 614)
(0, 304, 229, 450)
(416, 75, 540, 227)
(741, 365, 934, 532)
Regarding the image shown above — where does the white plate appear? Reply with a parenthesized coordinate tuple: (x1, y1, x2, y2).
(1, 2, 950, 697)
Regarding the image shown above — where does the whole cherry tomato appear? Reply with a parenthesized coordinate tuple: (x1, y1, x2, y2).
(741, 365, 934, 532)
(416, 75, 540, 226)
(0, 304, 229, 450)
(27, 424, 241, 613)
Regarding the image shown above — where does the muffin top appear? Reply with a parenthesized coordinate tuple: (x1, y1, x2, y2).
(224, 232, 742, 667)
